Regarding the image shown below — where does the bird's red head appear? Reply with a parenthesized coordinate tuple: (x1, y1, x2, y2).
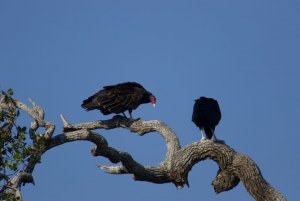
(149, 95, 156, 108)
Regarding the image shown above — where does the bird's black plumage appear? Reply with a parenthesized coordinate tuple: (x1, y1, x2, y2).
(81, 82, 156, 118)
(192, 96, 221, 140)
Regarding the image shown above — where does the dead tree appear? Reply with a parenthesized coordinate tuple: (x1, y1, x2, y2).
(0, 97, 287, 201)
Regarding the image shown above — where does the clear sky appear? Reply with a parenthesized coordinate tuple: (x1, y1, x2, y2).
(1, 1, 299, 200)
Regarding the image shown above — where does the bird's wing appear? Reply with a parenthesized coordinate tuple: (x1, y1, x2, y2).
(192, 100, 205, 124)
(98, 86, 138, 113)
(125, 86, 146, 108)
(208, 102, 221, 124)
(83, 83, 147, 114)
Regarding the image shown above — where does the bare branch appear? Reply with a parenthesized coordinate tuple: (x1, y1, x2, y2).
(59, 115, 286, 200)
(0, 172, 33, 201)
(46, 129, 171, 184)
(1, 97, 287, 201)
(62, 115, 181, 161)
(60, 114, 71, 127)
(10, 172, 34, 188)
(97, 165, 128, 174)
(28, 98, 44, 119)
(15, 99, 55, 139)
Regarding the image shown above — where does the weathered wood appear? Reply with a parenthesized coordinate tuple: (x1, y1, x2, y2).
(0, 98, 287, 201)
(60, 116, 286, 200)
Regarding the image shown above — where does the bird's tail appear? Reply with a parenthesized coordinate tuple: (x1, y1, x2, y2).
(81, 96, 96, 111)
(204, 127, 213, 139)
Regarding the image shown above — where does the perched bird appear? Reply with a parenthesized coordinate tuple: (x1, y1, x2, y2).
(81, 82, 156, 118)
(192, 96, 222, 142)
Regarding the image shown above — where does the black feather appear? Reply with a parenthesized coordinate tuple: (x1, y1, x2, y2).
(192, 96, 221, 139)
(81, 82, 156, 118)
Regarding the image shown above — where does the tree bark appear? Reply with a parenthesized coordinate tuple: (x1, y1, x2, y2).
(0, 99, 287, 201)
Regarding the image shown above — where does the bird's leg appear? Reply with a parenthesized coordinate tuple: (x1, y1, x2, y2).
(211, 128, 218, 141)
(211, 128, 224, 144)
(212, 132, 218, 141)
(128, 110, 133, 119)
(122, 112, 127, 118)
(200, 128, 206, 140)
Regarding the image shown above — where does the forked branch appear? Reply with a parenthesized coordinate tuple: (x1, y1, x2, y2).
(61, 115, 286, 200)
(0, 98, 286, 201)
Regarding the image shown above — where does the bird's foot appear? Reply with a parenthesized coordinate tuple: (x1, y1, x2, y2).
(212, 136, 225, 144)
(212, 132, 225, 144)
(122, 112, 128, 118)
(200, 136, 206, 141)
(213, 139, 225, 144)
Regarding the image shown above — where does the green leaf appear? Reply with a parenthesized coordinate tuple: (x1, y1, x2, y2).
(17, 126, 27, 135)
(7, 88, 13, 96)
(13, 153, 21, 160)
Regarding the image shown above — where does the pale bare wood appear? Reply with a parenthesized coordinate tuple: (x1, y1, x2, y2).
(0, 98, 286, 201)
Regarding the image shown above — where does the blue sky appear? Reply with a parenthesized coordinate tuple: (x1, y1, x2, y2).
(1, 1, 299, 200)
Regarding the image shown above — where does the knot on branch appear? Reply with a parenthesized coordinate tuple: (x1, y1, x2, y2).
(212, 168, 240, 193)
(1, 94, 286, 201)
(0, 172, 34, 201)
(58, 114, 286, 200)
(15, 98, 55, 139)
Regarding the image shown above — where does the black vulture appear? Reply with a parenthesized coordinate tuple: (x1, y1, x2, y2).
(192, 96, 222, 142)
(81, 82, 156, 118)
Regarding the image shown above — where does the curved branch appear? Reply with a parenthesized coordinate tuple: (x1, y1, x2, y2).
(61, 115, 181, 161)
(1, 98, 287, 201)
(15, 99, 55, 139)
(60, 116, 287, 200)
(46, 129, 171, 184)
(0, 172, 34, 201)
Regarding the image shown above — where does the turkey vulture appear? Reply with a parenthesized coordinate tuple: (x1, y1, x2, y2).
(192, 96, 222, 142)
(81, 82, 156, 118)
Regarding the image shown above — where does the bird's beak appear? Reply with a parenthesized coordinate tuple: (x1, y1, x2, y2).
(152, 103, 156, 108)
